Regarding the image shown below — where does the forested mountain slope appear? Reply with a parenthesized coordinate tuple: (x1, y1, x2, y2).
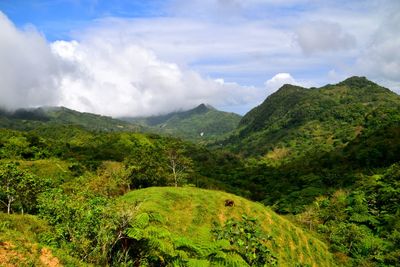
(225, 76, 400, 160)
(203, 77, 400, 266)
(0, 106, 140, 132)
(122, 103, 241, 142)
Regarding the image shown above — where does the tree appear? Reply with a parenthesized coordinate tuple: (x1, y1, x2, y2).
(125, 145, 169, 189)
(0, 163, 19, 214)
(0, 162, 48, 214)
(166, 146, 193, 187)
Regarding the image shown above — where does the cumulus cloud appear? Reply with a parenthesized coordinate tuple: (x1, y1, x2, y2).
(295, 21, 356, 55)
(0, 11, 261, 117)
(264, 73, 298, 95)
(0, 12, 63, 110)
(51, 37, 261, 117)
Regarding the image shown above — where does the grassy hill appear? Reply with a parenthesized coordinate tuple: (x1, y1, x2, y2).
(122, 104, 242, 143)
(0, 106, 140, 132)
(118, 187, 337, 266)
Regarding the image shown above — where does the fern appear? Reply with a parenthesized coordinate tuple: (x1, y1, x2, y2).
(131, 212, 150, 229)
(211, 252, 249, 267)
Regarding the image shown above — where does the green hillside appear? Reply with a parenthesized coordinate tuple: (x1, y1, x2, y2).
(201, 77, 400, 266)
(122, 104, 242, 143)
(118, 187, 336, 266)
(0, 106, 140, 132)
(213, 77, 400, 211)
(226, 76, 400, 159)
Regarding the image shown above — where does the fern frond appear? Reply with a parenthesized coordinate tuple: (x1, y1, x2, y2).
(131, 212, 150, 229)
(126, 227, 143, 240)
(145, 225, 171, 239)
(211, 252, 249, 267)
(186, 258, 211, 267)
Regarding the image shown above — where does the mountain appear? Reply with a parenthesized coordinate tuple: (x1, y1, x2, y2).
(121, 103, 242, 143)
(0, 106, 140, 132)
(213, 76, 400, 212)
(225, 76, 400, 161)
(202, 77, 400, 265)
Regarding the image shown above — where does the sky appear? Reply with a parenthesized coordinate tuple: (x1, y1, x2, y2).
(0, 0, 399, 117)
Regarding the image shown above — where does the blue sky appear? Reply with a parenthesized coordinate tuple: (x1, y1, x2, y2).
(0, 0, 399, 116)
(0, 0, 168, 40)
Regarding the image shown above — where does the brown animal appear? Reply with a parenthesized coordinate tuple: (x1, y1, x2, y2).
(225, 199, 235, 207)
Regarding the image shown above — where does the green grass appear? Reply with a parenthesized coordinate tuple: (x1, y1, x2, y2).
(119, 187, 337, 266)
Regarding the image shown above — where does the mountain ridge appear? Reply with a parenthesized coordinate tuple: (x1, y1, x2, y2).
(121, 103, 242, 142)
(226, 76, 400, 158)
(0, 106, 141, 132)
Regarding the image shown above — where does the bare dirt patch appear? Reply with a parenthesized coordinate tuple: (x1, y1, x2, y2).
(0, 241, 23, 267)
(40, 247, 62, 267)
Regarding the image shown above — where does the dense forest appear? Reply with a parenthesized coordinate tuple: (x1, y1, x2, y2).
(1, 77, 399, 266)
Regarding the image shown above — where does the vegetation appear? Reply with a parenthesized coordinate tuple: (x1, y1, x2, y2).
(122, 103, 242, 143)
(210, 76, 400, 266)
(0, 76, 399, 266)
(0, 106, 140, 132)
(116, 187, 335, 266)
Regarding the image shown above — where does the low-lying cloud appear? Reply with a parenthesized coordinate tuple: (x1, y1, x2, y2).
(0, 12, 63, 110)
(0, 12, 261, 117)
(52, 38, 261, 116)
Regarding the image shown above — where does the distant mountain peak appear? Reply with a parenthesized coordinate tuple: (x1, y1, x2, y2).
(192, 103, 215, 114)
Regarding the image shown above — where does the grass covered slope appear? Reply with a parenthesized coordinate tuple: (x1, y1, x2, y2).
(119, 187, 336, 266)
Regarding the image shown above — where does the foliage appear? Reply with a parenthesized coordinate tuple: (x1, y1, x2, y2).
(37, 188, 108, 260)
(0, 76, 399, 266)
(118, 187, 336, 266)
(212, 214, 278, 266)
(0, 106, 140, 132)
(295, 165, 400, 266)
(0, 162, 50, 214)
(123, 103, 242, 143)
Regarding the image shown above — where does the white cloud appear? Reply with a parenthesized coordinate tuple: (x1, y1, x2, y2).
(355, 11, 400, 84)
(295, 21, 356, 55)
(0, 12, 63, 110)
(1, 0, 400, 118)
(264, 73, 299, 95)
(0, 11, 262, 117)
(51, 37, 262, 117)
